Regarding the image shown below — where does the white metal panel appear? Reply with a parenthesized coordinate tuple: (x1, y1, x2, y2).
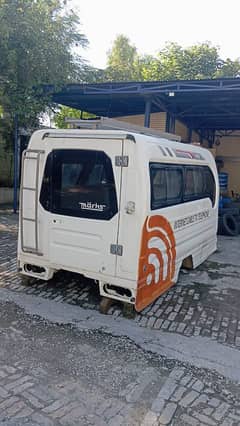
(46, 137, 124, 277)
(116, 139, 144, 280)
(22, 220, 36, 249)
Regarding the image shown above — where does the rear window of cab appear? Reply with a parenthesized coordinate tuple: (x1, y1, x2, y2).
(40, 149, 118, 220)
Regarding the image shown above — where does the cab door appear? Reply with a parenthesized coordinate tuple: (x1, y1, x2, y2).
(39, 138, 124, 277)
(115, 138, 141, 281)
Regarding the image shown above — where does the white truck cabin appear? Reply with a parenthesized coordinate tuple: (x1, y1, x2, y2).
(18, 127, 219, 311)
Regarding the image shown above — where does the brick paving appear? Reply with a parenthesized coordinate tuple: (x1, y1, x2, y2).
(0, 355, 239, 425)
(1, 211, 240, 425)
(1, 212, 240, 350)
(142, 364, 240, 426)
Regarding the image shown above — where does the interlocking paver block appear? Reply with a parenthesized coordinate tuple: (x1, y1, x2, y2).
(170, 386, 186, 402)
(191, 393, 209, 407)
(141, 410, 159, 426)
(50, 401, 80, 419)
(22, 390, 45, 409)
(6, 375, 33, 391)
(0, 396, 19, 412)
(192, 379, 204, 392)
(193, 413, 217, 425)
(3, 400, 26, 416)
(169, 367, 185, 381)
(151, 378, 177, 414)
(43, 399, 68, 414)
(209, 397, 220, 408)
(158, 402, 177, 425)
(180, 374, 192, 386)
(179, 390, 199, 407)
(212, 402, 230, 421)
(180, 413, 200, 426)
(0, 385, 9, 398)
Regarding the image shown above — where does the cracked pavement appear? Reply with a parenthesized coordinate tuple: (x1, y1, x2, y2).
(0, 210, 240, 425)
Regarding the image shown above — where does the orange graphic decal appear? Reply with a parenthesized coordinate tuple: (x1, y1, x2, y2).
(135, 215, 176, 312)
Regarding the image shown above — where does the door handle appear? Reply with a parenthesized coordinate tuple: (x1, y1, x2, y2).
(125, 201, 135, 214)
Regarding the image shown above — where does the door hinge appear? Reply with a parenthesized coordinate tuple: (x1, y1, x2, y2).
(110, 244, 123, 256)
(115, 156, 129, 167)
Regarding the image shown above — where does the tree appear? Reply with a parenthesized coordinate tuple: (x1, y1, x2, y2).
(0, 0, 88, 145)
(215, 58, 240, 78)
(152, 42, 222, 80)
(105, 35, 140, 81)
(54, 106, 95, 128)
(104, 37, 240, 82)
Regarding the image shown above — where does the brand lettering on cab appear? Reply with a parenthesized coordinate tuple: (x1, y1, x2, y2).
(79, 201, 107, 212)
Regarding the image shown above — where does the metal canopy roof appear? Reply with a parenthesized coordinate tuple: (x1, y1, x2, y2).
(49, 78, 240, 131)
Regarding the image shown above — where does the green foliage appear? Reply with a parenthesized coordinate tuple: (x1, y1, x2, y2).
(215, 58, 240, 78)
(0, 0, 88, 145)
(104, 37, 240, 82)
(105, 35, 140, 81)
(152, 42, 220, 80)
(54, 106, 95, 128)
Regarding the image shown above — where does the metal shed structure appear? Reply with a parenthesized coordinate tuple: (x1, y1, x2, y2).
(12, 77, 240, 211)
(50, 77, 240, 145)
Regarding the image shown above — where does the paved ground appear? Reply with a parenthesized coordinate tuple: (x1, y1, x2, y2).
(0, 210, 240, 425)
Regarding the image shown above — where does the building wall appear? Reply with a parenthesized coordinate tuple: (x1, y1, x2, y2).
(175, 120, 201, 144)
(215, 134, 240, 195)
(175, 120, 188, 141)
(150, 112, 167, 131)
(118, 112, 167, 131)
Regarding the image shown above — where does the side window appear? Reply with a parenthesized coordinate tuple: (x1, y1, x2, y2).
(40, 149, 118, 220)
(150, 167, 167, 207)
(184, 168, 195, 197)
(204, 168, 216, 206)
(184, 166, 215, 205)
(150, 163, 216, 210)
(150, 164, 183, 209)
(184, 167, 205, 200)
(194, 168, 204, 195)
(166, 168, 182, 200)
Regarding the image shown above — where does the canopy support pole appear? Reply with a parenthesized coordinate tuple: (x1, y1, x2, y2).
(13, 114, 19, 213)
(144, 99, 152, 128)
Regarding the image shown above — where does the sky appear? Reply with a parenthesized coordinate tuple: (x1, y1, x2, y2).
(70, 0, 240, 69)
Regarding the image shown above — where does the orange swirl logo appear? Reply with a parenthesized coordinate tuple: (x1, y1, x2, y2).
(136, 215, 176, 311)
